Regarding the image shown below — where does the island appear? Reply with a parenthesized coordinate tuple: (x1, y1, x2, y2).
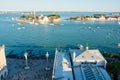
(67, 14, 120, 21)
(14, 11, 61, 25)
(47, 14, 61, 22)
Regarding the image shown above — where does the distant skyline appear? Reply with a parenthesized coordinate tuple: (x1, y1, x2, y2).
(0, 0, 120, 12)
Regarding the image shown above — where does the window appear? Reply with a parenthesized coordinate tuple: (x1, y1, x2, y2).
(82, 56, 84, 58)
(91, 56, 94, 58)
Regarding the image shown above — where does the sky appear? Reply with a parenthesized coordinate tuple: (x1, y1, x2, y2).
(0, 0, 120, 12)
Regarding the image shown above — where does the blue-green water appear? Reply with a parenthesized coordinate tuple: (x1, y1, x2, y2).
(0, 12, 120, 57)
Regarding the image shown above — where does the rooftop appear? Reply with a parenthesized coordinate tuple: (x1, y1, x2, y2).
(69, 49, 106, 63)
(53, 51, 73, 80)
(73, 63, 111, 80)
(52, 49, 111, 80)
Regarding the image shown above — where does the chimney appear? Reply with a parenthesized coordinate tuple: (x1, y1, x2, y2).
(86, 44, 89, 50)
(79, 45, 83, 50)
(55, 48, 58, 54)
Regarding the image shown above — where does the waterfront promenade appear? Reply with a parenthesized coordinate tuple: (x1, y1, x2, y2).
(6, 58, 53, 80)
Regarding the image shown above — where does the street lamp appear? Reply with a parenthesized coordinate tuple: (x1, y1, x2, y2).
(45, 52, 50, 70)
(24, 52, 30, 69)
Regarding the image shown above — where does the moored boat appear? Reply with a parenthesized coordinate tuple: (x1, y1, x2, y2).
(118, 43, 120, 48)
(118, 22, 120, 24)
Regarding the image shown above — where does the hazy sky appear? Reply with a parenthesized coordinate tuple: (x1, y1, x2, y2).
(0, 0, 120, 12)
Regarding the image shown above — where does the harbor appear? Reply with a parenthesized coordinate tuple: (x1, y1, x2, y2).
(1, 12, 120, 54)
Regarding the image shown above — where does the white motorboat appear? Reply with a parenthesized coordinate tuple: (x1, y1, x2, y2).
(118, 22, 120, 24)
(118, 43, 120, 48)
(34, 23, 39, 25)
(11, 17, 14, 21)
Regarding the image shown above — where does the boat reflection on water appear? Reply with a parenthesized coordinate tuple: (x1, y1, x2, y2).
(49, 23, 64, 26)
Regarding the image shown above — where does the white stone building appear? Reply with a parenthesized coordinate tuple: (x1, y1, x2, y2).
(0, 45, 8, 80)
(70, 48, 107, 69)
(52, 47, 111, 80)
(98, 16, 106, 21)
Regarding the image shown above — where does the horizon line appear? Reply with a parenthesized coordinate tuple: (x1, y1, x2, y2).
(0, 10, 120, 13)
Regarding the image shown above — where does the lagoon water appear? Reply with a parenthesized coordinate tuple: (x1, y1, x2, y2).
(0, 12, 120, 57)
